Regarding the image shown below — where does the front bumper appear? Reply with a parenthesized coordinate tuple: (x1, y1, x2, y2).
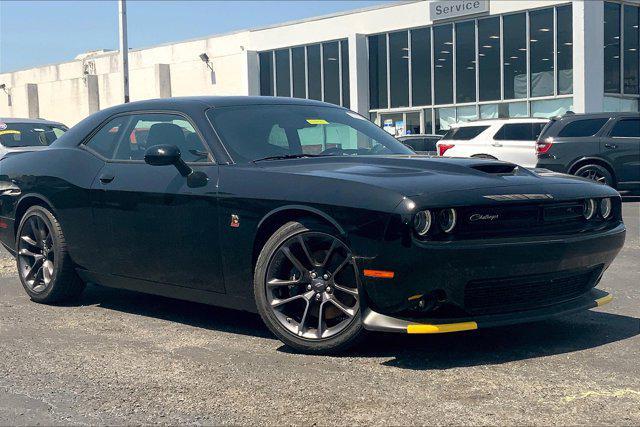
(356, 222, 625, 319)
(362, 289, 612, 333)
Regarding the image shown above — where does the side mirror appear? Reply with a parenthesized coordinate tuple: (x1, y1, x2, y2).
(144, 144, 192, 177)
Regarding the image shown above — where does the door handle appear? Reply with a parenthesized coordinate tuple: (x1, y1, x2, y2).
(605, 143, 618, 149)
(99, 173, 115, 184)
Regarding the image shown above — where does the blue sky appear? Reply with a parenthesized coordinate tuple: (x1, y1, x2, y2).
(0, 0, 392, 73)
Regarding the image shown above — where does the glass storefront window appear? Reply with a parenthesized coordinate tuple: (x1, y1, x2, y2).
(307, 44, 322, 101)
(369, 34, 388, 109)
(480, 102, 528, 119)
(322, 41, 340, 105)
(478, 17, 500, 101)
(506, 101, 528, 117)
(411, 28, 432, 106)
(531, 98, 573, 118)
(292, 47, 306, 99)
(530, 8, 555, 98)
(503, 13, 527, 99)
(557, 5, 573, 95)
(381, 113, 404, 137)
(480, 104, 498, 119)
(434, 24, 454, 105)
(341, 41, 350, 108)
(259, 52, 274, 96)
(456, 20, 476, 103)
(456, 105, 477, 122)
(389, 31, 410, 108)
(623, 5, 639, 94)
(275, 49, 291, 97)
(435, 107, 456, 134)
(406, 112, 421, 135)
(424, 108, 433, 134)
(605, 2, 621, 93)
(604, 96, 639, 112)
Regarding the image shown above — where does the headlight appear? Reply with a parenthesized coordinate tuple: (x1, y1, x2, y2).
(583, 198, 596, 220)
(599, 198, 612, 219)
(413, 210, 432, 236)
(439, 208, 457, 233)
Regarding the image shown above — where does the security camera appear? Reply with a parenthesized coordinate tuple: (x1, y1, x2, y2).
(199, 53, 210, 63)
(0, 84, 5, 90)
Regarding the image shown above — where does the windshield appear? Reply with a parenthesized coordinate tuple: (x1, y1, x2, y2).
(0, 122, 67, 148)
(206, 105, 414, 163)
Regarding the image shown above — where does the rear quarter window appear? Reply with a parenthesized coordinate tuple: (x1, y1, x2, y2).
(442, 126, 489, 141)
(557, 118, 609, 137)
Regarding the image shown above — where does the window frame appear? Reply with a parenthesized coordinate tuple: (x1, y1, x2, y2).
(608, 117, 640, 139)
(79, 110, 216, 165)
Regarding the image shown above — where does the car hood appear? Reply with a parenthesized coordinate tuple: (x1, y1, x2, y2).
(255, 155, 597, 198)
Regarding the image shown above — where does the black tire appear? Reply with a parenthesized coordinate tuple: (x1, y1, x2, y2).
(16, 206, 85, 304)
(254, 220, 366, 354)
(471, 154, 498, 160)
(573, 164, 615, 187)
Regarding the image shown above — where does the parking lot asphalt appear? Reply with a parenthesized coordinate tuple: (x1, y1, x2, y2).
(0, 203, 638, 426)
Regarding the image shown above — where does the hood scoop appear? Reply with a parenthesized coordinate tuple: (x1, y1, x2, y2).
(470, 162, 519, 175)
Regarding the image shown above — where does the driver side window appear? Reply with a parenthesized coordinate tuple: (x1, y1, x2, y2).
(84, 113, 211, 163)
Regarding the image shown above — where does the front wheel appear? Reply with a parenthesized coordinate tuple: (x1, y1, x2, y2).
(16, 206, 85, 304)
(254, 221, 365, 354)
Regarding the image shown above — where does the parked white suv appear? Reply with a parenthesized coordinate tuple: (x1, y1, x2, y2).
(436, 118, 548, 168)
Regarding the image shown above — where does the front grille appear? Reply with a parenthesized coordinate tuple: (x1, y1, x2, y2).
(453, 201, 609, 239)
(464, 267, 601, 315)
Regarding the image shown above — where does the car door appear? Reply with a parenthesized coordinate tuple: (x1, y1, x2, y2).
(85, 111, 225, 293)
(604, 117, 640, 184)
(491, 123, 538, 166)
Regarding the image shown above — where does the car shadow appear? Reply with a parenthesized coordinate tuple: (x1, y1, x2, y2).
(353, 311, 640, 370)
(77, 284, 639, 370)
(76, 283, 273, 339)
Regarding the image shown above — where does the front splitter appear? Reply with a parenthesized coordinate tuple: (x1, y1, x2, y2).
(362, 290, 612, 334)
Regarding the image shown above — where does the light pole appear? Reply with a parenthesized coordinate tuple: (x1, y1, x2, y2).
(118, 0, 130, 103)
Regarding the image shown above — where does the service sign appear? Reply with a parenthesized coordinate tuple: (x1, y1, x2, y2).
(430, 0, 489, 21)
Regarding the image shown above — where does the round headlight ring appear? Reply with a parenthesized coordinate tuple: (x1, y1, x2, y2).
(413, 210, 432, 236)
(599, 198, 612, 219)
(439, 208, 457, 233)
(583, 198, 596, 220)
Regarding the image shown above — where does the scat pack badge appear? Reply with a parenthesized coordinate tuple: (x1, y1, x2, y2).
(230, 214, 240, 228)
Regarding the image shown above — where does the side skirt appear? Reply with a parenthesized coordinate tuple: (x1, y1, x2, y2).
(76, 269, 257, 313)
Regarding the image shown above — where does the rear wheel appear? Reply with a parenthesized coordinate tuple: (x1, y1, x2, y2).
(254, 221, 364, 354)
(471, 154, 497, 160)
(574, 164, 614, 187)
(16, 206, 85, 304)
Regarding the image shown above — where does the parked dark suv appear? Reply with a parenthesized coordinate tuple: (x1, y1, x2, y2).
(536, 112, 639, 194)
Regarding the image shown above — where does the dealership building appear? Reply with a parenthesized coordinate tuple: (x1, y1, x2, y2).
(1, 0, 639, 134)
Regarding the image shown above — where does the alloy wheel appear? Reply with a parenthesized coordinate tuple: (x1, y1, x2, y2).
(578, 168, 608, 184)
(265, 232, 359, 340)
(17, 215, 55, 293)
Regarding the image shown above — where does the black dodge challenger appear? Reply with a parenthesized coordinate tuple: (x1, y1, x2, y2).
(0, 97, 626, 353)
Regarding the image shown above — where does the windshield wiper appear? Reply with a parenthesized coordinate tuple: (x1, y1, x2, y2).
(252, 153, 330, 163)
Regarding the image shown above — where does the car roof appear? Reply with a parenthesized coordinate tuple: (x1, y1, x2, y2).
(399, 134, 442, 138)
(555, 112, 639, 121)
(0, 117, 66, 126)
(102, 96, 339, 111)
(452, 118, 548, 128)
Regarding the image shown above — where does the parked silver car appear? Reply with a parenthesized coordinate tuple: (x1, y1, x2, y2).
(0, 118, 68, 159)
